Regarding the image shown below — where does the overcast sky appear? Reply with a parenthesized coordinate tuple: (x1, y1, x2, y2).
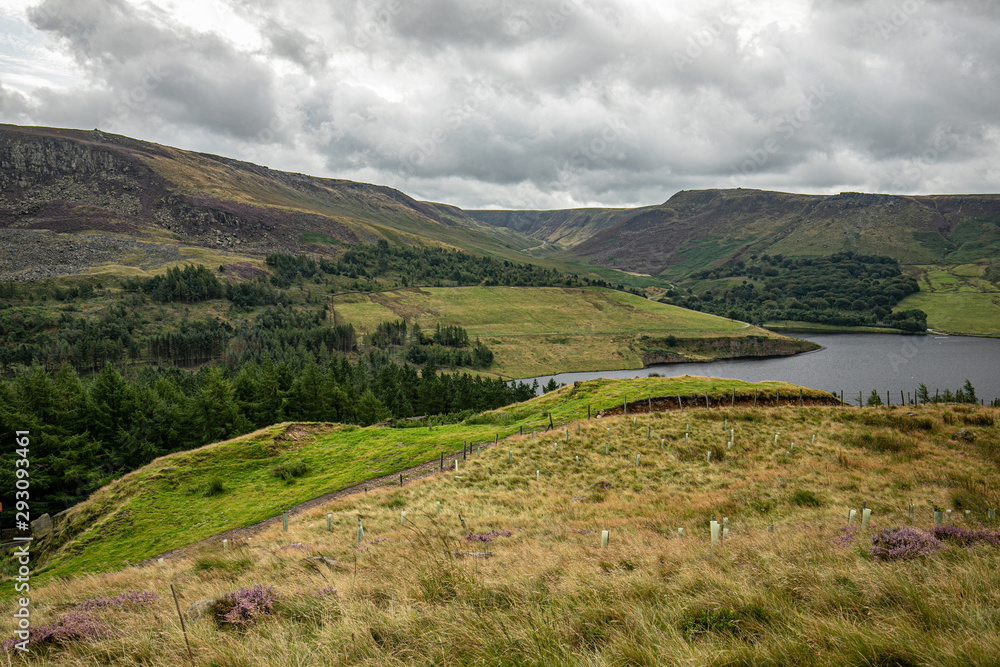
(0, 0, 997, 209)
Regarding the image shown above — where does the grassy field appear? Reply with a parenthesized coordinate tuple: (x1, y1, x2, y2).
(26, 377, 832, 583)
(899, 292, 1000, 336)
(5, 380, 1000, 665)
(331, 286, 804, 377)
(899, 263, 1000, 336)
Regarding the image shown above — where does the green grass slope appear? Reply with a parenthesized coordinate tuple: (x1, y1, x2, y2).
(331, 286, 816, 377)
(28, 377, 833, 582)
(6, 384, 1000, 666)
(897, 263, 1000, 336)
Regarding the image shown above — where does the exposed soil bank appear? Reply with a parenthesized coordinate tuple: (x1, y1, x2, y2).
(639, 334, 819, 367)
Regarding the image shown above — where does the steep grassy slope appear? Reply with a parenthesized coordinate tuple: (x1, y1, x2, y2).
(331, 286, 817, 377)
(467, 207, 636, 251)
(6, 381, 999, 666)
(26, 377, 834, 582)
(479, 190, 1000, 277)
(0, 125, 543, 281)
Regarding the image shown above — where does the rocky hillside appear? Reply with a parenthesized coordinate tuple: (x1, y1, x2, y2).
(474, 189, 1000, 278)
(0, 125, 533, 280)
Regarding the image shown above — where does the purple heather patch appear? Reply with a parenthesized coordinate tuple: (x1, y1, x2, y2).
(932, 525, 1000, 547)
(464, 530, 513, 543)
(223, 262, 266, 279)
(870, 527, 942, 561)
(2, 612, 113, 652)
(215, 584, 279, 629)
(834, 525, 859, 547)
(75, 589, 158, 611)
(1, 590, 156, 652)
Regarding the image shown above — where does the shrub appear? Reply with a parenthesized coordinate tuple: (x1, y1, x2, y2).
(2, 612, 111, 652)
(203, 477, 226, 496)
(870, 527, 942, 561)
(76, 590, 157, 611)
(271, 460, 310, 481)
(213, 584, 279, 629)
(790, 489, 822, 507)
(932, 525, 1000, 548)
(962, 412, 994, 427)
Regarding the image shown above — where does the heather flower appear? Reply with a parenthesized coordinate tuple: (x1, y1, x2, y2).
(2, 612, 113, 652)
(834, 525, 858, 547)
(870, 527, 942, 561)
(464, 530, 512, 543)
(214, 584, 279, 629)
(932, 525, 1000, 548)
(76, 589, 158, 611)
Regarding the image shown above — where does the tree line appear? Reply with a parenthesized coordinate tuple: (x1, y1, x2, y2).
(670, 252, 927, 331)
(364, 320, 494, 370)
(0, 356, 536, 518)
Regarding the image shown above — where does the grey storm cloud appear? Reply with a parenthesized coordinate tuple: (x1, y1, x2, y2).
(27, 0, 280, 139)
(2, 0, 998, 208)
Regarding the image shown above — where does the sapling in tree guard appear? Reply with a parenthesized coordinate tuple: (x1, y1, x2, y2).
(327, 513, 332, 531)
(711, 520, 720, 546)
(848, 509, 856, 524)
(601, 530, 610, 548)
(862, 508, 872, 528)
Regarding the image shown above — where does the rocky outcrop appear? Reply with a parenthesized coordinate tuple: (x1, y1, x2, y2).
(640, 335, 819, 366)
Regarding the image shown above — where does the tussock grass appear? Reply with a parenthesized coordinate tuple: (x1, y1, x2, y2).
(5, 386, 1000, 665)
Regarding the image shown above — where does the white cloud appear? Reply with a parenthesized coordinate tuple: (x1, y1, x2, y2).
(0, 0, 997, 208)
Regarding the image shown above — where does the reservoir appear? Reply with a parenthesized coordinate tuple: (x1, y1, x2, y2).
(522, 334, 1000, 404)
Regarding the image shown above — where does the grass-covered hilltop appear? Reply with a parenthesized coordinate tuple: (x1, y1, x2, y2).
(4, 377, 1000, 666)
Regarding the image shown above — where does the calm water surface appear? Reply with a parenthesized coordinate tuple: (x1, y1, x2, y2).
(520, 334, 1000, 404)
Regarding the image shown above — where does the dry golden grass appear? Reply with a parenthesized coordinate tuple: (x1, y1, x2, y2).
(5, 403, 1000, 665)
